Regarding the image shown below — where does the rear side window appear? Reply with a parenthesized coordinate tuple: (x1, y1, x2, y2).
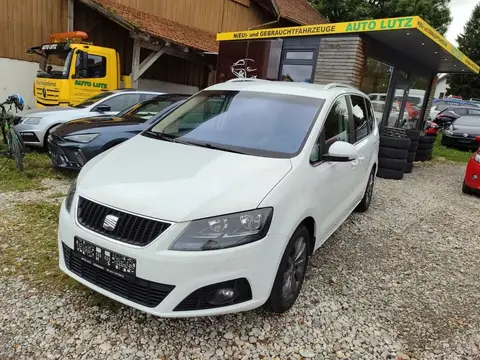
(101, 94, 142, 112)
(468, 108, 480, 115)
(350, 95, 369, 142)
(453, 108, 468, 115)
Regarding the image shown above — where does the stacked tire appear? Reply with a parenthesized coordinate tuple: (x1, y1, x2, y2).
(377, 127, 411, 180)
(414, 134, 435, 162)
(405, 130, 420, 173)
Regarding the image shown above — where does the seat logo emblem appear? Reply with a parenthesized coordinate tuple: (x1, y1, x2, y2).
(463, 133, 468, 138)
(42, 88, 47, 98)
(103, 214, 119, 231)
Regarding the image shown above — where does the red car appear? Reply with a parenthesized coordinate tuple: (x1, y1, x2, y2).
(463, 148, 480, 194)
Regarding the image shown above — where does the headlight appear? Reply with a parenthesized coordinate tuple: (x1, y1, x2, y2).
(474, 153, 480, 163)
(64, 133, 100, 143)
(170, 208, 273, 251)
(65, 179, 77, 213)
(23, 117, 42, 125)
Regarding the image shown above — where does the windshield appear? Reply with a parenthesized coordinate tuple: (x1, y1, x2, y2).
(119, 97, 186, 122)
(38, 50, 73, 79)
(454, 116, 480, 126)
(147, 90, 324, 157)
(74, 91, 115, 108)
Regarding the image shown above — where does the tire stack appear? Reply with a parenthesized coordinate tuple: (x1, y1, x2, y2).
(405, 129, 421, 173)
(377, 127, 411, 180)
(414, 134, 436, 162)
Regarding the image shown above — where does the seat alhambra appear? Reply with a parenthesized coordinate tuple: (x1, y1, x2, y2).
(58, 79, 379, 317)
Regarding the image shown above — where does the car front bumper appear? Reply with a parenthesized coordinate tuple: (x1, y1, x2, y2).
(442, 134, 480, 150)
(465, 158, 480, 192)
(47, 138, 100, 170)
(58, 199, 286, 317)
(14, 123, 45, 147)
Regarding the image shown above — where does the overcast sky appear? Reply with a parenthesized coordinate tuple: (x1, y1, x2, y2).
(445, 0, 477, 46)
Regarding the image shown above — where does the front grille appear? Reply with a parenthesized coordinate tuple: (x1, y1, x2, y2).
(174, 278, 252, 311)
(77, 197, 170, 246)
(63, 243, 174, 307)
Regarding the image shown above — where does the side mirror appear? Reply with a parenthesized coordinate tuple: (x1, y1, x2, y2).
(323, 141, 358, 162)
(95, 105, 111, 112)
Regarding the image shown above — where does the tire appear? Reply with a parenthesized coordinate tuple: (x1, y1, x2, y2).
(462, 181, 472, 194)
(417, 142, 434, 150)
(419, 135, 436, 144)
(441, 136, 448, 146)
(355, 167, 376, 212)
(266, 225, 309, 313)
(405, 162, 414, 173)
(378, 147, 408, 159)
(409, 140, 419, 152)
(378, 157, 407, 171)
(415, 154, 428, 162)
(405, 129, 421, 141)
(376, 167, 404, 180)
(7, 129, 25, 171)
(379, 136, 411, 150)
(416, 148, 433, 156)
(407, 152, 416, 162)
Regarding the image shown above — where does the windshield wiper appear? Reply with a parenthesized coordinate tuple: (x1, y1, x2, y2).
(185, 142, 247, 154)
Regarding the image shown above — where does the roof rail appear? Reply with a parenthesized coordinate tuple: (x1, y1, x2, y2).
(225, 78, 269, 83)
(324, 83, 358, 90)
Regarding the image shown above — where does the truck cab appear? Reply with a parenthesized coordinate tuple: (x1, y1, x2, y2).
(28, 31, 130, 108)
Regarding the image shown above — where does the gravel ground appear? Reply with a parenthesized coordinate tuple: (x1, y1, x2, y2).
(1, 162, 480, 360)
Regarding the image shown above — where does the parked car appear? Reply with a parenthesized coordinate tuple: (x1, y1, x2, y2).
(14, 89, 164, 148)
(435, 106, 480, 128)
(430, 99, 480, 120)
(58, 79, 379, 317)
(463, 147, 480, 195)
(441, 115, 480, 150)
(47, 94, 188, 169)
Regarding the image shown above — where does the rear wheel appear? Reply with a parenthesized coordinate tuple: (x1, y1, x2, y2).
(266, 225, 309, 313)
(7, 128, 25, 171)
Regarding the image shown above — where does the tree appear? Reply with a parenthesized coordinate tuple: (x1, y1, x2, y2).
(310, 0, 452, 35)
(446, 4, 480, 99)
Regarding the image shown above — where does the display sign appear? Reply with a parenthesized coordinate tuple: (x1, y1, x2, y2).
(216, 16, 479, 74)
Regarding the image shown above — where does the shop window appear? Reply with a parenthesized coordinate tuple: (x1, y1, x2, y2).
(281, 65, 314, 82)
(285, 51, 314, 60)
(350, 95, 369, 142)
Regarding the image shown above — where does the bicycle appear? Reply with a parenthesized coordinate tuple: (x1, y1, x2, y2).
(0, 96, 26, 172)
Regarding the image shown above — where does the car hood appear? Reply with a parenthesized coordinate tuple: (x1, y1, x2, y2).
(53, 116, 145, 136)
(19, 105, 78, 117)
(77, 135, 293, 222)
(452, 124, 480, 136)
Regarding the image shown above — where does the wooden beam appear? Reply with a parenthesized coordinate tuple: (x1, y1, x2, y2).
(79, 0, 137, 32)
(134, 46, 168, 81)
(132, 37, 209, 64)
(131, 38, 141, 88)
(68, 0, 74, 31)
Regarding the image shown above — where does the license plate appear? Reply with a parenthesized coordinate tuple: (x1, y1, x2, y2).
(74, 237, 136, 277)
(458, 139, 472, 143)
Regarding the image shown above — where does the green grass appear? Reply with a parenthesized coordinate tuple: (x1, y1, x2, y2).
(432, 134, 475, 163)
(0, 201, 122, 309)
(0, 150, 75, 192)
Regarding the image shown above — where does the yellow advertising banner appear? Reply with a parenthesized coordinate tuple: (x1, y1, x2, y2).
(216, 16, 479, 74)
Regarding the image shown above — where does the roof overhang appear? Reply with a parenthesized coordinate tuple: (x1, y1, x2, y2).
(216, 16, 479, 74)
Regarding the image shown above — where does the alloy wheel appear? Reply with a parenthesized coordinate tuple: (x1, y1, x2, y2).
(282, 236, 307, 302)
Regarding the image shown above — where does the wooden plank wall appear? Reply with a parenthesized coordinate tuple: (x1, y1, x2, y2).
(75, 2, 208, 89)
(112, 0, 271, 32)
(0, 0, 68, 61)
(314, 36, 365, 88)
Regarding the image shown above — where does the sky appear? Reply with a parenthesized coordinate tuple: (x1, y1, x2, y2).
(445, 0, 478, 46)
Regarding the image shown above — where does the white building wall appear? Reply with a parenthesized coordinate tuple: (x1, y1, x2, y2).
(434, 76, 448, 98)
(0, 58, 38, 109)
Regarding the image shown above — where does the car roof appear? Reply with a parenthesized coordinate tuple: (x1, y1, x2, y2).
(205, 79, 368, 100)
(110, 89, 166, 95)
(447, 106, 480, 110)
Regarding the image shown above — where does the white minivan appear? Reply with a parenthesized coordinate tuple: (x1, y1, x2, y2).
(58, 80, 379, 317)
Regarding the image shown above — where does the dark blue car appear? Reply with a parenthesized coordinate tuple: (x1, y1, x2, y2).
(47, 94, 188, 170)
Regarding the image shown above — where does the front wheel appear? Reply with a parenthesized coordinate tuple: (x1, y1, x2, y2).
(7, 128, 25, 171)
(265, 225, 309, 313)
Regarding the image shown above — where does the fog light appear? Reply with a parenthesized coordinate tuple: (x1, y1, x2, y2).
(207, 288, 236, 305)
